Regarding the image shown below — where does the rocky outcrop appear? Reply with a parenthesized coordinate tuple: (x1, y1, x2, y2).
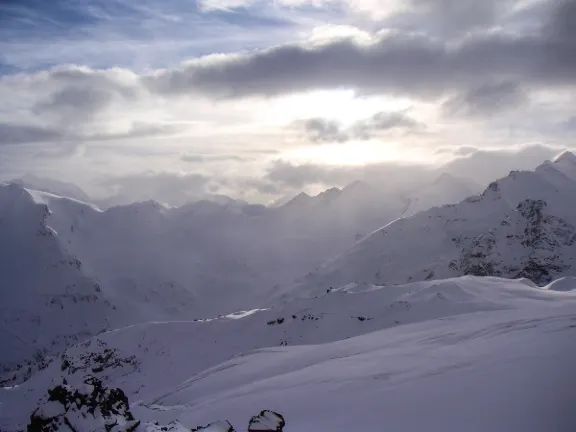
(27, 376, 139, 432)
(248, 411, 285, 431)
(455, 199, 576, 284)
(27, 376, 284, 432)
(192, 421, 235, 431)
(60, 340, 140, 376)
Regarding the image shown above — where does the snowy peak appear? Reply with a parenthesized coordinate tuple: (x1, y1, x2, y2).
(0, 185, 115, 378)
(549, 150, 576, 182)
(9, 175, 91, 203)
(553, 150, 576, 165)
(316, 187, 341, 202)
(281, 192, 312, 208)
(433, 172, 457, 185)
(283, 159, 576, 299)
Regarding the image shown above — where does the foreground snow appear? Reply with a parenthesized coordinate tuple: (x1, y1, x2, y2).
(2, 276, 575, 431)
(148, 306, 576, 432)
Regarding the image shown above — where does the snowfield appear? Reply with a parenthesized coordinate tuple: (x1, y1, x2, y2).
(2, 276, 575, 431)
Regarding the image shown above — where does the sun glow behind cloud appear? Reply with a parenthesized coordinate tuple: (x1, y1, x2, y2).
(280, 139, 437, 166)
(260, 90, 413, 125)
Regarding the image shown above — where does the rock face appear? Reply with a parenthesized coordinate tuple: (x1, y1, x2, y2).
(453, 198, 576, 284)
(27, 376, 139, 432)
(248, 411, 286, 431)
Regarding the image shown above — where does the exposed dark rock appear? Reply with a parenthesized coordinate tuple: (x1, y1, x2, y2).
(192, 421, 235, 431)
(27, 376, 139, 432)
(248, 410, 285, 431)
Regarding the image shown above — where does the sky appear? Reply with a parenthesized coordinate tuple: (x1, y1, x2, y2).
(0, 0, 575, 205)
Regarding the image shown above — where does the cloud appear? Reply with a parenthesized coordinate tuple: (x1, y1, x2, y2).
(100, 171, 211, 206)
(440, 143, 564, 184)
(395, 0, 518, 36)
(264, 143, 567, 192)
(0, 123, 65, 145)
(147, 1, 576, 101)
(561, 117, 576, 131)
(301, 118, 349, 143)
(2, 1, 573, 151)
(0, 120, 179, 146)
(264, 159, 426, 189)
(298, 111, 423, 143)
(434, 146, 478, 156)
(181, 153, 249, 163)
(443, 81, 527, 117)
(545, 0, 576, 42)
(350, 111, 423, 138)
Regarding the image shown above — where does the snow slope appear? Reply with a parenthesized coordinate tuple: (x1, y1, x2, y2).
(2, 276, 575, 431)
(0, 185, 114, 376)
(150, 306, 576, 432)
(8, 175, 92, 204)
(282, 153, 576, 299)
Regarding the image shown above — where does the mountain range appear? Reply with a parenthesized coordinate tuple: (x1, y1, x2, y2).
(281, 152, 576, 299)
(0, 169, 480, 374)
(2, 153, 576, 431)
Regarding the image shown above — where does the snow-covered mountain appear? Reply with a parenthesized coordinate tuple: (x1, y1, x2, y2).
(8, 175, 92, 204)
(0, 184, 115, 377)
(281, 152, 576, 299)
(0, 170, 478, 376)
(2, 276, 575, 431)
(3, 154, 576, 431)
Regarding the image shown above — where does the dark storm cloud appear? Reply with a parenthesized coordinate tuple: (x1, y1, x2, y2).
(443, 81, 527, 117)
(299, 111, 423, 143)
(148, 0, 576, 100)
